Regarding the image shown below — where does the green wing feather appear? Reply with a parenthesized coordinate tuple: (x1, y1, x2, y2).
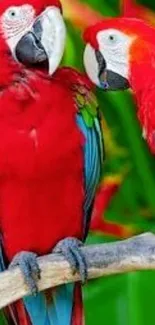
(74, 85, 98, 128)
(73, 84, 105, 163)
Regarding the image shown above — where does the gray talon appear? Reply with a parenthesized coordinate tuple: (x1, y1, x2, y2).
(53, 237, 88, 284)
(9, 251, 40, 295)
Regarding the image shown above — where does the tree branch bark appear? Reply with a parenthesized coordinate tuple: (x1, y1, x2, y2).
(1, 232, 155, 309)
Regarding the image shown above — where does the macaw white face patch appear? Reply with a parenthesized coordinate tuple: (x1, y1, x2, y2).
(97, 28, 134, 79)
(1, 5, 35, 57)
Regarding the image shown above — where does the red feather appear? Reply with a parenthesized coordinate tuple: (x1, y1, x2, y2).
(71, 284, 84, 325)
(0, 36, 89, 260)
(0, 0, 62, 15)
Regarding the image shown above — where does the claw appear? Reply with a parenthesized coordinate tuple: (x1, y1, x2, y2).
(53, 237, 88, 284)
(9, 251, 40, 295)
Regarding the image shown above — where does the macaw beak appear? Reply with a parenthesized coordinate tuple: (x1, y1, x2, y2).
(95, 50, 130, 90)
(84, 44, 129, 91)
(15, 6, 66, 75)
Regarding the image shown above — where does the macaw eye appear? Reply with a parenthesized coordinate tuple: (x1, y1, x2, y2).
(108, 34, 117, 43)
(8, 10, 16, 18)
(4, 7, 21, 20)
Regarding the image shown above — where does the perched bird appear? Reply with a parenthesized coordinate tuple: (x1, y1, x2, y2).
(83, 17, 155, 154)
(0, 0, 104, 324)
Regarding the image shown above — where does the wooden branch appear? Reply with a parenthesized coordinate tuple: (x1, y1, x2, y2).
(1, 232, 155, 309)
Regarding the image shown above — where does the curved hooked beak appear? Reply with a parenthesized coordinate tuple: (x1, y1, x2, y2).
(15, 7, 66, 75)
(95, 50, 130, 91)
(84, 44, 130, 91)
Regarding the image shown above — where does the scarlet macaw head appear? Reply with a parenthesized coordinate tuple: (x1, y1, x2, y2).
(0, 0, 66, 75)
(83, 18, 155, 91)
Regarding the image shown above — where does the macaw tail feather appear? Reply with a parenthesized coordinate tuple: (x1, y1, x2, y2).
(13, 283, 84, 325)
(71, 283, 84, 325)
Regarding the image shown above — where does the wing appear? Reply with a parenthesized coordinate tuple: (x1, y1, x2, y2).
(74, 85, 105, 240)
(54, 67, 105, 240)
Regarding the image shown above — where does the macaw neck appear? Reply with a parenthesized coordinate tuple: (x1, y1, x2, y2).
(130, 57, 155, 106)
(129, 56, 155, 153)
(0, 49, 50, 89)
(0, 51, 21, 88)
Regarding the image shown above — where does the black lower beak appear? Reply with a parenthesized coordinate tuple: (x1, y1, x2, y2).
(15, 19, 47, 65)
(95, 50, 130, 91)
(105, 70, 130, 90)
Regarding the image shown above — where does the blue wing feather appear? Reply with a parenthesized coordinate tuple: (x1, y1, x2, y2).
(23, 284, 74, 325)
(76, 113, 104, 239)
(47, 284, 74, 325)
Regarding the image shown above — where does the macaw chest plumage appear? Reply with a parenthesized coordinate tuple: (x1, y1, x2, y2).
(0, 71, 85, 260)
(0, 68, 103, 263)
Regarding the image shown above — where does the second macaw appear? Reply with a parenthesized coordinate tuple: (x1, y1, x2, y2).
(83, 17, 155, 155)
(0, 0, 105, 324)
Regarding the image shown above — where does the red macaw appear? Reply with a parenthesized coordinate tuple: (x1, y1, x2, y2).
(83, 17, 155, 154)
(0, 0, 104, 324)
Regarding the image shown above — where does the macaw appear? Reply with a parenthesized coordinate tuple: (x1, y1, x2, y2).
(0, 0, 105, 324)
(83, 17, 155, 155)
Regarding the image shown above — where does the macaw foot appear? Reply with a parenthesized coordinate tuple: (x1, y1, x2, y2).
(9, 251, 41, 295)
(53, 237, 88, 284)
